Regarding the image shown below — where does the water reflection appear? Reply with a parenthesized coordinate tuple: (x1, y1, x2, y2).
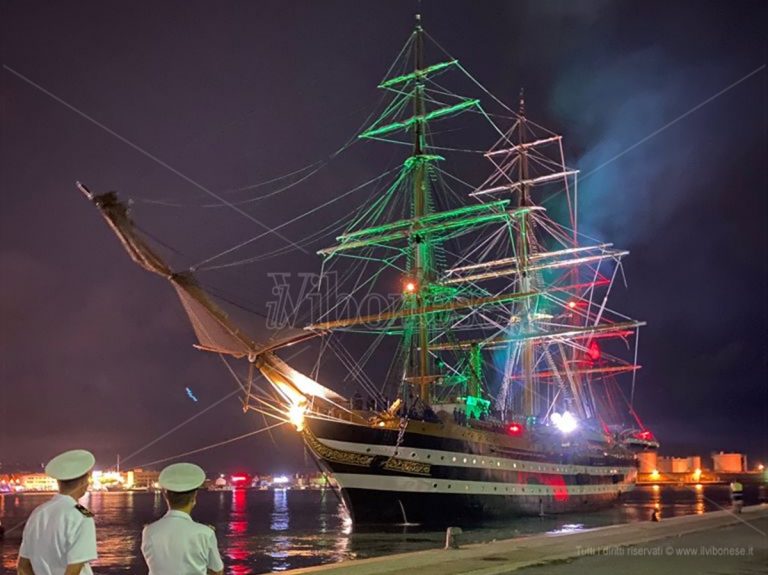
(693, 484, 706, 515)
(333, 501, 353, 561)
(318, 489, 328, 534)
(270, 489, 289, 531)
(650, 483, 662, 520)
(152, 490, 163, 515)
(268, 489, 290, 571)
(226, 489, 250, 575)
(0, 485, 752, 574)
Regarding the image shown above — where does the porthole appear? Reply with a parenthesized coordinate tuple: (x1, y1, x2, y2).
(452, 456, 457, 462)
(472, 459, 477, 464)
(366, 448, 371, 453)
(410, 452, 417, 458)
(463, 458, 467, 463)
(427, 454, 431, 459)
(447, 484, 452, 489)
(433, 483, 438, 488)
(513, 463, 517, 468)
(496, 461, 501, 467)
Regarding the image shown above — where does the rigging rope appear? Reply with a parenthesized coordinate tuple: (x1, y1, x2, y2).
(195, 168, 397, 271)
(134, 421, 286, 469)
(134, 161, 326, 208)
(119, 388, 241, 467)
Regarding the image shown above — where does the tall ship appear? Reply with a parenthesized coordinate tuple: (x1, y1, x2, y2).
(80, 17, 657, 525)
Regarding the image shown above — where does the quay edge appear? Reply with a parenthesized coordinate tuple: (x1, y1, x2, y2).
(280, 505, 768, 575)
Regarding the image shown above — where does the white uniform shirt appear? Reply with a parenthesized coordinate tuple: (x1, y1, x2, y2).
(141, 509, 224, 575)
(19, 493, 97, 575)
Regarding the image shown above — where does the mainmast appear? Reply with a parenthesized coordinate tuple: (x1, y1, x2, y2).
(411, 14, 432, 401)
(516, 90, 536, 417)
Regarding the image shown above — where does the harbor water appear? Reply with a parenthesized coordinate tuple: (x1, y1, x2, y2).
(0, 485, 760, 574)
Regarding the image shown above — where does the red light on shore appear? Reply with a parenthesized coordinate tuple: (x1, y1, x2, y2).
(231, 475, 247, 483)
(507, 423, 523, 436)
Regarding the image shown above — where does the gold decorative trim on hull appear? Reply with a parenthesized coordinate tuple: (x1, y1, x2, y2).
(304, 428, 375, 468)
(303, 428, 432, 476)
(383, 457, 431, 476)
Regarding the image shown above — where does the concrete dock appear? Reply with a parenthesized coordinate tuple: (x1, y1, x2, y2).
(285, 505, 768, 575)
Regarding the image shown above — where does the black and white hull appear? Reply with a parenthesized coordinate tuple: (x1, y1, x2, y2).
(303, 417, 637, 525)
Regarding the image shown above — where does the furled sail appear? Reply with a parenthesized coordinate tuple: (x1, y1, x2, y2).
(78, 183, 340, 406)
(78, 183, 294, 359)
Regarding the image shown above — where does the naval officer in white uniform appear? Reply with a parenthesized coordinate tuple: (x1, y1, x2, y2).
(141, 462, 224, 575)
(17, 449, 98, 575)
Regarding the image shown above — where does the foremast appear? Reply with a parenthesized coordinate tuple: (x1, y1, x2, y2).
(312, 15, 485, 409)
(410, 15, 433, 402)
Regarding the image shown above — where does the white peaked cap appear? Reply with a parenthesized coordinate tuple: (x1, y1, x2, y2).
(159, 462, 206, 492)
(45, 449, 96, 481)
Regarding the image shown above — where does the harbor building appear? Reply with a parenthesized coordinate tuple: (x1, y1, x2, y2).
(712, 452, 747, 473)
(19, 473, 58, 491)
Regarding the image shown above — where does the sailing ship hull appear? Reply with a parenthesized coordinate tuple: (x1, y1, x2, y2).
(304, 417, 637, 525)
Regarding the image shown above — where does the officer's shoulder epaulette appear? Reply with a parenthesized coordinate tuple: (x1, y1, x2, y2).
(75, 504, 94, 518)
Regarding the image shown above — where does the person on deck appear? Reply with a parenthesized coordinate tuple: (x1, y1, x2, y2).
(17, 449, 98, 575)
(141, 463, 224, 575)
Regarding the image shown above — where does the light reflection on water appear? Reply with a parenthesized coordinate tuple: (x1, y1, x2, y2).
(0, 485, 752, 574)
(268, 489, 289, 571)
(227, 488, 250, 575)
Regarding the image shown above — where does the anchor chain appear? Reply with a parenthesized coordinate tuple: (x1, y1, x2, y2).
(386, 416, 409, 464)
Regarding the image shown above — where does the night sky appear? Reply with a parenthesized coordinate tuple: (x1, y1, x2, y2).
(1, 1, 766, 475)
